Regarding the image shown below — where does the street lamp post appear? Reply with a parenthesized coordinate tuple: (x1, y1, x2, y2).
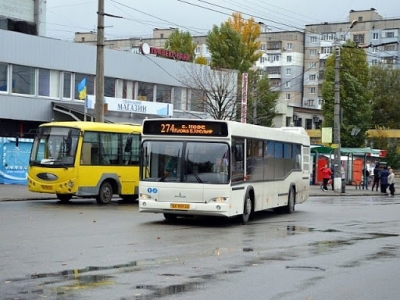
(333, 20, 358, 192)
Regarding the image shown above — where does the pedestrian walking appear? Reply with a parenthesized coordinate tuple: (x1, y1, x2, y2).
(388, 167, 395, 196)
(371, 164, 381, 192)
(319, 164, 332, 191)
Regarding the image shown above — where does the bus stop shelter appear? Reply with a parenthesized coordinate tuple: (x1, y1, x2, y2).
(311, 146, 382, 187)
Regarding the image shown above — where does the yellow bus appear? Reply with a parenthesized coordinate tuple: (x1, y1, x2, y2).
(28, 121, 141, 204)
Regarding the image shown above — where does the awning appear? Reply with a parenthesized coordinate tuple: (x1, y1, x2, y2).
(311, 145, 381, 156)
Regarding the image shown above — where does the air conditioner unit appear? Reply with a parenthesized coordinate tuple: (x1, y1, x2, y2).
(317, 104, 322, 110)
(303, 101, 309, 106)
(282, 47, 286, 51)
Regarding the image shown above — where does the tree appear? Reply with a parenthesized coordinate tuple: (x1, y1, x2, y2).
(246, 70, 278, 127)
(369, 66, 400, 128)
(226, 12, 262, 71)
(321, 42, 371, 147)
(181, 65, 239, 120)
(164, 29, 196, 62)
(206, 23, 246, 72)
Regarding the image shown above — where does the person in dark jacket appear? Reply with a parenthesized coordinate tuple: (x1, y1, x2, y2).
(380, 166, 389, 194)
(362, 168, 370, 190)
(371, 165, 381, 191)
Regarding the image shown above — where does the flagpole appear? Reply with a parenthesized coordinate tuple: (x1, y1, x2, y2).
(84, 96, 88, 121)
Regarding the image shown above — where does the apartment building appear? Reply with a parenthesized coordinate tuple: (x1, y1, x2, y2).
(304, 8, 400, 125)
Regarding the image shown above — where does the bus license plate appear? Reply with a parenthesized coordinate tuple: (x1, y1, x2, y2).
(41, 185, 53, 191)
(170, 203, 190, 210)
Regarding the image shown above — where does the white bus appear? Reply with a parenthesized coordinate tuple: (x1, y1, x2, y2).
(139, 119, 310, 224)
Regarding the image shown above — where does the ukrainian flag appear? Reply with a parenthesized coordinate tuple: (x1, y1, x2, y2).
(77, 78, 87, 100)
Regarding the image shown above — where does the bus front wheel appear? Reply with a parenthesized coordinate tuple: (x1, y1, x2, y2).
(241, 193, 253, 225)
(57, 194, 72, 203)
(96, 182, 113, 204)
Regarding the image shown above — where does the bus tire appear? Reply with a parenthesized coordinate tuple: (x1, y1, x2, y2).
(96, 181, 113, 204)
(285, 186, 295, 214)
(164, 213, 177, 220)
(241, 192, 253, 225)
(57, 194, 72, 203)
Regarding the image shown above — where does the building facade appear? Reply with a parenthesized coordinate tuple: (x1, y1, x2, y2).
(0, 29, 236, 137)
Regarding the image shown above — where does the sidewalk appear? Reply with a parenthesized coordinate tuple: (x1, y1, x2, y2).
(0, 183, 385, 201)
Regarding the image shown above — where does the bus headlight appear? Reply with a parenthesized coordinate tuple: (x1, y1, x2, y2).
(139, 193, 153, 200)
(208, 197, 229, 203)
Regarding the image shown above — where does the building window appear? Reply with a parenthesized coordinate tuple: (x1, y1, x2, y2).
(286, 56, 292, 63)
(305, 119, 312, 130)
(358, 16, 363, 22)
(309, 62, 317, 69)
(75, 73, 94, 100)
(310, 49, 317, 56)
(190, 89, 205, 112)
(309, 87, 316, 94)
(309, 74, 316, 81)
(137, 82, 154, 101)
(12, 65, 35, 95)
(104, 77, 115, 97)
(384, 44, 397, 51)
(372, 47, 378, 53)
(386, 32, 395, 38)
(285, 81, 290, 88)
(160, 33, 164, 39)
(321, 47, 332, 54)
(267, 42, 281, 50)
(268, 55, 280, 62)
(81, 37, 85, 42)
(156, 84, 172, 103)
(122, 80, 135, 99)
(310, 36, 317, 43)
(0, 62, 8, 92)
(260, 44, 266, 51)
(38, 68, 50, 97)
(173, 87, 187, 110)
(372, 32, 379, 40)
(353, 34, 364, 44)
(322, 33, 335, 41)
(286, 68, 291, 75)
(287, 43, 293, 50)
(63, 72, 71, 99)
(195, 46, 201, 54)
(285, 93, 291, 100)
(371, 59, 378, 65)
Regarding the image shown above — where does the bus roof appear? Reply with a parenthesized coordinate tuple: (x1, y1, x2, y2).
(39, 121, 141, 132)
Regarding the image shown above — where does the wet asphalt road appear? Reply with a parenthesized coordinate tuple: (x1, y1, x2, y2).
(0, 195, 399, 300)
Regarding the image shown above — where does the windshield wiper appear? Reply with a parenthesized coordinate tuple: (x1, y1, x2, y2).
(186, 163, 203, 183)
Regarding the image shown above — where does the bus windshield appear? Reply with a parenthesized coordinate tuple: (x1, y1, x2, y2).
(29, 126, 80, 167)
(141, 141, 229, 184)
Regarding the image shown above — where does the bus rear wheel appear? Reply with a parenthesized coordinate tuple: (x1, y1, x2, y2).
(285, 187, 295, 214)
(57, 194, 72, 203)
(96, 182, 113, 204)
(241, 193, 253, 225)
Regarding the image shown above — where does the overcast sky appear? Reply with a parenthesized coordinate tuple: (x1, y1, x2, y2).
(45, 0, 398, 40)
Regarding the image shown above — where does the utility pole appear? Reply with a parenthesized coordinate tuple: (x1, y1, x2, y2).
(95, 0, 105, 122)
(333, 46, 341, 191)
(333, 20, 357, 192)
